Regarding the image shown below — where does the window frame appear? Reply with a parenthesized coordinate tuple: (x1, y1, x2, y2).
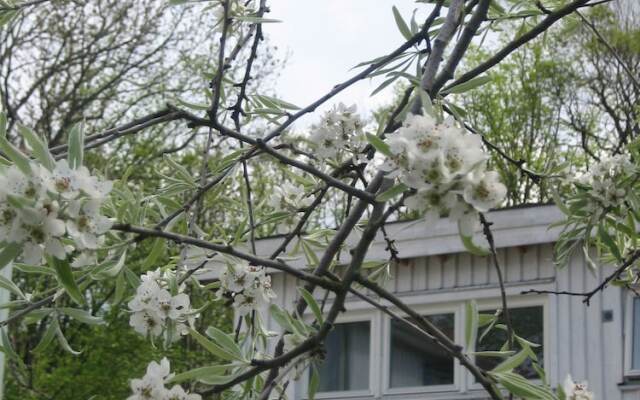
(468, 296, 549, 390)
(381, 301, 463, 396)
(624, 291, 640, 377)
(295, 295, 548, 399)
(298, 308, 380, 400)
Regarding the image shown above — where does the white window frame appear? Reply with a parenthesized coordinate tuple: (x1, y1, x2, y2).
(295, 294, 548, 399)
(624, 290, 640, 377)
(468, 296, 549, 390)
(381, 301, 463, 396)
(297, 308, 381, 400)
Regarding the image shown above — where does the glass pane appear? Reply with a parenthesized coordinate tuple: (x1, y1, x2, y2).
(476, 306, 543, 379)
(389, 313, 455, 388)
(317, 321, 370, 392)
(632, 297, 640, 369)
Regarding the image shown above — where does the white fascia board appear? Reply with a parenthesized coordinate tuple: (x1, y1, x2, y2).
(197, 205, 564, 279)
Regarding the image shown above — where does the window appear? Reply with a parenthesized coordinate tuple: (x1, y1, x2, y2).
(389, 313, 455, 388)
(625, 295, 640, 377)
(316, 321, 371, 392)
(476, 306, 544, 379)
(298, 297, 546, 399)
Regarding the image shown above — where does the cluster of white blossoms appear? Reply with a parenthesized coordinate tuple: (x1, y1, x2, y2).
(0, 159, 112, 265)
(128, 358, 201, 400)
(563, 375, 594, 400)
(382, 114, 506, 235)
(268, 181, 313, 212)
(129, 269, 195, 341)
(575, 154, 635, 210)
(217, 261, 275, 316)
(309, 103, 366, 162)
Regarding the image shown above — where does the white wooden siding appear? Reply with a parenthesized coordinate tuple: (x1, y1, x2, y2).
(266, 242, 637, 400)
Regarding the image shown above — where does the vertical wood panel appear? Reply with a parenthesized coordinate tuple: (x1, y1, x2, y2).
(602, 268, 624, 400)
(569, 251, 587, 381)
(457, 253, 472, 287)
(471, 253, 489, 286)
(522, 245, 539, 281)
(427, 255, 443, 290)
(585, 257, 603, 399)
(538, 243, 556, 279)
(442, 254, 457, 289)
(505, 246, 521, 283)
(395, 259, 413, 293)
(556, 251, 572, 382)
(384, 262, 398, 294)
(412, 257, 428, 292)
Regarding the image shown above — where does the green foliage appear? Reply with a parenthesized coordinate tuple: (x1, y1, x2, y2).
(4, 309, 230, 400)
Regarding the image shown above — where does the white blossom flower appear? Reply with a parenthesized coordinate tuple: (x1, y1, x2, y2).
(0, 156, 112, 266)
(381, 113, 506, 242)
(165, 385, 202, 400)
(309, 103, 365, 161)
(463, 171, 507, 212)
(217, 261, 276, 315)
(563, 375, 594, 400)
(128, 358, 200, 400)
(66, 199, 112, 249)
(267, 181, 313, 211)
(129, 309, 164, 337)
(128, 269, 196, 341)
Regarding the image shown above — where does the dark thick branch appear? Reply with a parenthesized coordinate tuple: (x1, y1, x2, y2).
(431, 0, 491, 94)
(110, 223, 341, 292)
(442, 0, 595, 93)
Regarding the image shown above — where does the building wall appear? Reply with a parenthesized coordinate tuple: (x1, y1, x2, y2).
(265, 243, 637, 400)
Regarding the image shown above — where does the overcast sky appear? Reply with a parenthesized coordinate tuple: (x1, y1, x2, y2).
(264, 1, 432, 129)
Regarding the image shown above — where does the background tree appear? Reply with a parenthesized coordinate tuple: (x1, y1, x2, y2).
(0, 1, 633, 400)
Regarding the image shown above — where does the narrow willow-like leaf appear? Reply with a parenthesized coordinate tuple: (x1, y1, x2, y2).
(0, 136, 31, 174)
(490, 371, 556, 400)
(0, 272, 25, 300)
(459, 225, 490, 257)
(189, 328, 242, 362)
(0, 243, 22, 270)
(465, 300, 478, 350)
(392, 6, 412, 40)
(365, 133, 392, 157)
(492, 349, 528, 373)
(441, 75, 491, 94)
(205, 326, 244, 360)
(51, 257, 84, 306)
(59, 308, 104, 325)
(18, 124, 55, 170)
(308, 365, 320, 400)
(55, 323, 81, 355)
(169, 364, 236, 384)
(299, 287, 323, 324)
(376, 183, 408, 202)
(2, 328, 26, 368)
(67, 122, 84, 169)
(33, 318, 59, 353)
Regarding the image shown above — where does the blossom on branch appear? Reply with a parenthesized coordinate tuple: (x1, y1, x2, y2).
(383, 113, 506, 234)
(128, 357, 201, 400)
(217, 260, 276, 316)
(129, 269, 196, 342)
(0, 158, 112, 266)
(563, 375, 594, 400)
(309, 103, 366, 163)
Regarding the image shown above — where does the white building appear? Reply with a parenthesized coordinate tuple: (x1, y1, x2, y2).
(223, 204, 640, 399)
